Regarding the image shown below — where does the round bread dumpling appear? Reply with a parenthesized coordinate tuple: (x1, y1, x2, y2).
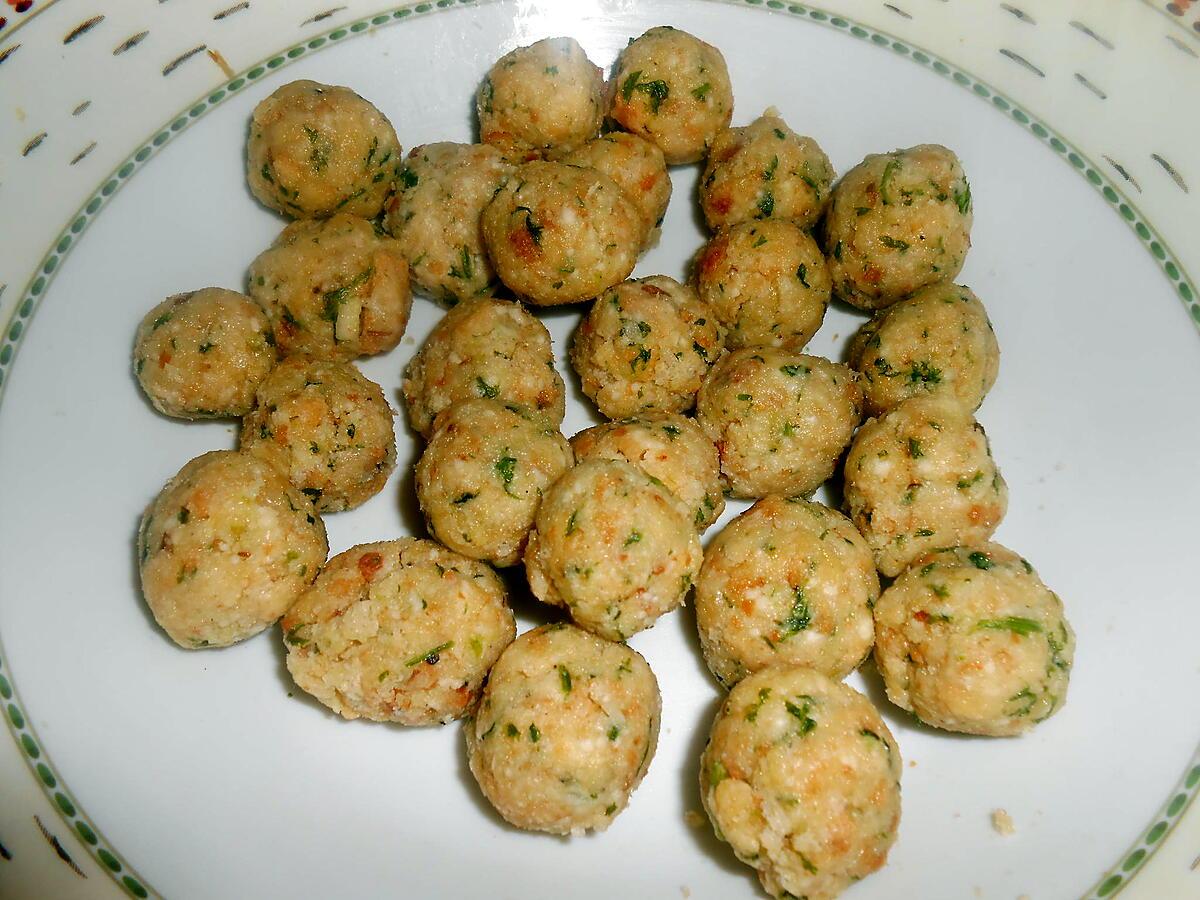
(281, 539, 514, 725)
(248, 213, 412, 361)
(700, 113, 835, 231)
(240, 355, 396, 513)
(843, 395, 1007, 577)
(138, 450, 328, 649)
(695, 497, 878, 688)
(246, 79, 402, 219)
(415, 400, 573, 567)
(133, 288, 276, 419)
(824, 144, 973, 311)
(477, 37, 604, 159)
(401, 297, 565, 438)
(383, 142, 514, 305)
(524, 459, 702, 641)
(873, 544, 1075, 736)
(557, 132, 672, 249)
(696, 348, 862, 499)
(571, 275, 725, 419)
(466, 623, 660, 835)
(695, 220, 831, 351)
(847, 281, 1000, 416)
(608, 26, 734, 165)
(571, 414, 724, 531)
(701, 667, 902, 900)
(481, 161, 641, 305)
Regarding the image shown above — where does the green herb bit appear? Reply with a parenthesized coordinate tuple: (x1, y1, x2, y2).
(784, 698, 817, 735)
(954, 179, 972, 215)
(479, 77, 494, 114)
(495, 451, 517, 489)
(405, 640, 454, 667)
(772, 127, 786, 139)
(780, 363, 808, 377)
(745, 687, 772, 722)
(756, 190, 775, 218)
(544, 65, 558, 75)
(505, 723, 520, 738)
(377, 670, 390, 683)
(879, 235, 910, 252)
(197, 341, 215, 354)
(284, 624, 310, 647)
(752, 234, 768, 248)
(558, 664, 573, 694)
(798, 853, 819, 875)
(624, 530, 642, 547)
(908, 438, 924, 459)
(976, 617, 1042, 637)
(608, 725, 621, 741)
(833, 240, 843, 261)
(453, 492, 477, 505)
(1009, 687, 1036, 716)
(968, 550, 993, 569)
(880, 157, 900, 205)
(529, 723, 541, 742)
(957, 471, 984, 490)
(321, 266, 375, 323)
(709, 759, 728, 787)
(475, 376, 500, 399)
(692, 341, 710, 361)
(449, 246, 475, 281)
(779, 588, 812, 637)
(662, 424, 681, 439)
(908, 361, 942, 384)
(691, 82, 712, 100)
(177, 507, 190, 524)
(796, 264, 809, 288)
(763, 155, 779, 182)
(630, 346, 652, 372)
(566, 509, 580, 535)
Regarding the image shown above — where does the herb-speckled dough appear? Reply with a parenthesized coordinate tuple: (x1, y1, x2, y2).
(240, 355, 396, 513)
(401, 297, 565, 438)
(701, 667, 902, 900)
(700, 113, 835, 231)
(571, 275, 725, 419)
(466, 623, 660, 835)
(524, 459, 702, 641)
(138, 450, 328, 649)
(842, 395, 1007, 577)
(823, 143, 973, 311)
(609, 26, 733, 165)
(383, 142, 514, 305)
(481, 161, 641, 305)
(696, 348, 862, 499)
(133, 287, 276, 419)
(695, 497, 878, 687)
(415, 400, 573, 567)
(477, 37, 604, 159)
(873, 544, 1074, 736)
(557, 133, 672, 249)
(571, 413, 725, 531)
(246, 80, 402, 219)
(847, 281, 999, 416)
(281, 538, 514, 725)
(248, 213, 412, 361)
(695, 220, 831, 351)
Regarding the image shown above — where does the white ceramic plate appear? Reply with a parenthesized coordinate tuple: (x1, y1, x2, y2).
(2, 2, 1199, 898)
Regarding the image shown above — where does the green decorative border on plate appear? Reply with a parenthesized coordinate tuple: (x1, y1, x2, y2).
(0, 1, 1195, 897)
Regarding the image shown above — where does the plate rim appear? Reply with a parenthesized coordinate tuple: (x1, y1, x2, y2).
(0, 1, 1196, 897)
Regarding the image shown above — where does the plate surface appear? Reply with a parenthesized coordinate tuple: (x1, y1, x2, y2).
(2, 2, 1199, 898)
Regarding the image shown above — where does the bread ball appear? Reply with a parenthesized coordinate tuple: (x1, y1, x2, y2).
(571, 413, 724, 531)
(246, 79, 402, 219)
(481, 161, 640, 305)
(557, 132, 672, 249)
(609, 26, 733, 165)
(383, 142, 514, 305)
(281, 538, 514, 725)
(524, 459, 702, 641)
(415, 400, 573, 567)
(695, 497, 878, 687)
(847, 281, 999, 416)
(695, 220, 831, 351)
(873, 544, 1074, 736)
(701, 667, 901, 900)
(466, 623, 660, 835)
(240, 355, 396, 513)
(700, 113, 834, 231)
(571, 275, 724, 419)
(843, 396, 1007, 577)
(824, 144, 973, 311)
(248, 213, 411, 361)
(137, 450, 327, 648)
(401, 297, 565, 438)
(477, 37, 604, 159)
(696, 349, 862, 499)
(133, 287, 275, 419)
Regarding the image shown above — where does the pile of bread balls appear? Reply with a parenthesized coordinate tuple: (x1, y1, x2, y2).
(132, 25, 1075, 900)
